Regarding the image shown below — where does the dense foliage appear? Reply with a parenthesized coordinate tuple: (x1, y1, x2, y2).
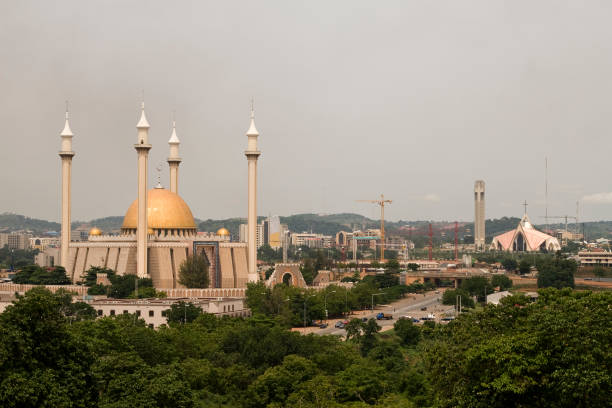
(426, 289, 611, 407)
(537, 255, 576, 289)
(0, 287, 609, 407)
(0, 246, 37, 269)
(12, 265, 71, 285)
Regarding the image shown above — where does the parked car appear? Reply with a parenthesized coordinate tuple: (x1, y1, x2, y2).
(319, 323, 328, 329)
(420, 307, 427, 311)
(335, 321, 345, 329)
(441, 317, 455, 322)
(376, 312, 393, 320)
(361, 317, 369, 322)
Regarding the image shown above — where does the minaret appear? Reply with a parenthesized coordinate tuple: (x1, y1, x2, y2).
(167, 119, 181, 194)
(245, 102, 261, 282)
(59, 107, 75, 268)
(135, 102, 152, 277)
(474, 180, 485, 251)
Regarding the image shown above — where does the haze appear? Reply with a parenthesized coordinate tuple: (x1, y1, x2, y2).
(1, 1, 611, 223)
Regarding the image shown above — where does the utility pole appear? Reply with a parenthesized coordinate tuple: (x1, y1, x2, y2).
(454, 221, 458, 260)
(356, 194, 392, 262)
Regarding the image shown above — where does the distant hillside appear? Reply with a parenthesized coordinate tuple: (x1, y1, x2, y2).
(0, 213, 60, 234)
(4, 211, 612, 241)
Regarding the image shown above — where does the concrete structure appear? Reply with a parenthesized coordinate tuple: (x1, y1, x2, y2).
(30, 237, 60, 251)
(578, 251, 612, 267)
(35, 247, 59, 267)
(245, 106, 261, 282)
(265, 263, 307, 288)
(0, 233, 32, 250)
(491, 214, 561, 252)
(167, 119, 181, 194)
(59, 109, 75, 267)
(486, 290, 511, 305)
(474, 180, 485, 251)
(91, 297, 249, 328)
(135, 103, 152, 278)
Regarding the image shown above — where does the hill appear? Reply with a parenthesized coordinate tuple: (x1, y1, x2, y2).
(0, 213, 60, 234)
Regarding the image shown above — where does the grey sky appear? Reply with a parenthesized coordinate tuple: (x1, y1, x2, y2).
(1, 1, 611, 224)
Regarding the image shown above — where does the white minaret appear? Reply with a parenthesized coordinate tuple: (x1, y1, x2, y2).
(167, 119, 181, 194)
(59, 107, 75, 268)
(474, 180, 485, 251)
(245, 103, 261, 282)
(135, 103, 151, 277)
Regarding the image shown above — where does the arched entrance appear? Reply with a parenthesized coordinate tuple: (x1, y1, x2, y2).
(282, 273, 293, 286)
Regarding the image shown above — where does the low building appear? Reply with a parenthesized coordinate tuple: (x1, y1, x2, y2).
(91, 297, 249, 328)
(578, 251, 612, 267)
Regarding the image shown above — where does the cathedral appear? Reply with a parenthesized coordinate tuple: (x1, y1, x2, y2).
(491, 213, 561, 253)
(56, 103, 261, 289)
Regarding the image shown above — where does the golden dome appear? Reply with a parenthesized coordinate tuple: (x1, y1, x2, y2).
(89, 227, 102, 236)
(216, 227, 230, 236)
(121, 188, 197, 231)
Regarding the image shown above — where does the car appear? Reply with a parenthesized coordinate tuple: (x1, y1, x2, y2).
(400, 315, 413, 320)
(319, 323, 328, 329)
(584, 277, 593, 281)
(334, 321, 345, 329)
(361, 317, 369, 322)
(441, 317, 455, 321)
(420, 307, 427, 311)
(412, 318, 420, 323)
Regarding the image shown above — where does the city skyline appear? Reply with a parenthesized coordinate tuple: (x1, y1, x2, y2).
(2, 1, 612, 223)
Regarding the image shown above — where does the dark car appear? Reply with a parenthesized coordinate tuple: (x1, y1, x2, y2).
(319, 323, 328, 329)
(334, 321, 345, 329)
(420, 307, 427, 311)
(361, 317, 369, 322)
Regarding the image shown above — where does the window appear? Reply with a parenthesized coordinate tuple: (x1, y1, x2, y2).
(97, 310, 103, 316)
(136, 310, 141, 317)
(232, 305, 235, 312)
(148, 324, 154, 329)
(123, 310, 128, 314)
(161, 310, 167, 317)
(223, 305, 226, 312)
(110, 310, 115, 316)
(149, 310, 154, 317)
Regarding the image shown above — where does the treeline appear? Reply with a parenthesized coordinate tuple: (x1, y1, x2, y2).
(0, 287, 609, 407)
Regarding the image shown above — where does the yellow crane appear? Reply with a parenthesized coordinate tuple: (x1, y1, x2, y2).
(356, 194, 392, 262)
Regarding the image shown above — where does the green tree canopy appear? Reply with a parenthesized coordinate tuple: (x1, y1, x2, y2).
(12, 265, 71, 285)
(178, 253, 210, 289)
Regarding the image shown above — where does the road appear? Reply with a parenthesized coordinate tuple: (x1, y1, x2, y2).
(313, 291, 452, 336)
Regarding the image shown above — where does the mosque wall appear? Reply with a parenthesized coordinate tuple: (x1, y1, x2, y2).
(107, 247, 119, 271)
(149, 247, 175, 288)
(232, 246, 249, 288)
(219, 247, 235, 288)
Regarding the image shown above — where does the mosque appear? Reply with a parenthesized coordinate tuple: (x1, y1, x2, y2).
(56, 103, 261, 289)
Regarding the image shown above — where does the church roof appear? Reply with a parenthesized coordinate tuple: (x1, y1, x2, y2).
(492, 214, 560, 251)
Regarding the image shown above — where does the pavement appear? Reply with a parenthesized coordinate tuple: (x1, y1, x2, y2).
(293, 290, 455, 336)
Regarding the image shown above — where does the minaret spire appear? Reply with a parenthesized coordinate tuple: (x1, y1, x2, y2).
(134, 100, 152, 278)
(245, 99, 261, 282)
(59, 103, 75, 275)
(167, 112, 182, 194)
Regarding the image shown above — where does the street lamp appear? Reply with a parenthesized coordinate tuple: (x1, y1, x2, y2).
(371, 292, 383, 312)
(324, 290, 336, 321)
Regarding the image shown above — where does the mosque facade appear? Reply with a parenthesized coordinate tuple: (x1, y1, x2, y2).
(56, 103, 260, 289)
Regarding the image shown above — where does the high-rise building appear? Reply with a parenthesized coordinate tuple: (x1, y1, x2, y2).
(474, 180, 485, 251)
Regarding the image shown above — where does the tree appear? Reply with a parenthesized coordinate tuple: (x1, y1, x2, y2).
(81, 266, 115, 286)
(461, 276, 493, 302)
(12, 265, 71, 285)
(537, 256, 576, 289)
(406, 263, 420, 271)
(426, 289, 611, 407)
(393, 318, 420, 346)
(165, 301, 203, 324)
(345, 318, 364, 341)
(384, 259, 400, 272)
(491, 274, 513, 290)
(518, 259, 531, 274)
(442, 289, 475, 309)
(0, 288, 98, 407)
(178, 254, 210, 288)
(107, 275, 153, 298)
(501, 258, 517, 271)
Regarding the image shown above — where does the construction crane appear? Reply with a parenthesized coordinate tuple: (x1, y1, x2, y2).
(539, 215, 578, 236)
(356, 194, 392, 262)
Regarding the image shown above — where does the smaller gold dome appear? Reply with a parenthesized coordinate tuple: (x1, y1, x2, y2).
(89, 227, 102, 236)
(216, 228, 230, 236)
(148, 228, 154, 235)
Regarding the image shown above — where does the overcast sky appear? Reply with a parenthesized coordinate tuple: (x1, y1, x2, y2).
(1, 1, 611, 223)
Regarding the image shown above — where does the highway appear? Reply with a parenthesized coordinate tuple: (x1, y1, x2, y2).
(315, 291, 452, 336)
